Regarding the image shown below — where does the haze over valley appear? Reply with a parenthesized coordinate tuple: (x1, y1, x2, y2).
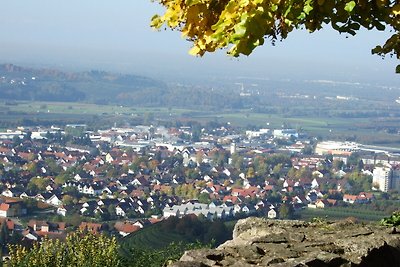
(1, 1, 400, 266)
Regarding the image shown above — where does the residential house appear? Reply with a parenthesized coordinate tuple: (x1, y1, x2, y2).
(83, 184, 103, 196)
(80, 201, 97, 215)
(267, 208, 278, 219)
(132, 219, 151, 229)
(79, 222, 105, 234)
(114, 221, 140, 237)
(28, 220, 66, 233)
(2, 188, 22, 198)
(22, 228, 39, 241)
(57, 205, 69, 217)
(116, 202, 132, 217)
(0, 202, 26, 217)
(306, 191, 318, 204)
(163, 202, 234, 220)
(343, 194, 358, 204)
(46, 194, 62, 207)
(233, 204, 251, 215)
(35, 192, 53, 203)
(311, 178, 319, 189)
(97, 198, 119, 207)
(315, 199, 330, 209)
(343, 193, 374, 204)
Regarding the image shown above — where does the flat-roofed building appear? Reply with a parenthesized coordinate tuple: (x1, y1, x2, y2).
(315, 141, 360, 156)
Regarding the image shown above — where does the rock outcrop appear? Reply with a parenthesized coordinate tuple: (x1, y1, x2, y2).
(171, 217, 400, 267)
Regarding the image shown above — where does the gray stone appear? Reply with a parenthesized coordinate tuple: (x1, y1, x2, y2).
(170, 217, 400, 267)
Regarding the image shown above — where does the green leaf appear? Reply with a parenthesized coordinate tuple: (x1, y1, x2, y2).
(297, 12, 306, 20)
(232, 24, 247, 40)
(344, 1, 356, 13)
(185, 0, 201, 6)
(348, 29, 356, 36)
(349, 22, 360, 30)
(303, 0, 313, 15)
(396, 65, 400, 74)
(374, 21, 386, 31)
(371, 45, 382, 54)
(150, 15, 163, 29)
(303, 5, 313, 15)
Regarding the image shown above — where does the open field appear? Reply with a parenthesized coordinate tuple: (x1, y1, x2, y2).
(298, 207, 390, 222)
(0, 101, 193, 116)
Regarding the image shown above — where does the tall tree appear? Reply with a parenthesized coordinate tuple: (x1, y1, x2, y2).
(152, 0, 400, 73)
(0, 221, 9, 249)
(279, 203, 294, 219)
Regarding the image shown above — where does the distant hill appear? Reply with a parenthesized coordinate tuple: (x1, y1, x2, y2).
(0, 63, 167, 105)
(4, 63, 393, 112)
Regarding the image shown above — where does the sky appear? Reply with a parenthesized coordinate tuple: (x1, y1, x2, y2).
(0, 0, 399, 85)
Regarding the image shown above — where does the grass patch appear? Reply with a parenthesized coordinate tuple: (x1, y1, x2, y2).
(298, 207, 390, 222)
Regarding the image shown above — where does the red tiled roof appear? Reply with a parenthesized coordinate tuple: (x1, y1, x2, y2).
(343, 194, 357, 200)
(223, 195, 239, 204)
(148, 217, 163, 224)
(114, 221, 140, 234)
(79, 222, 103, 233)
(264, 185, 274, 191)
(0, 203, 10, 211)
(122, 224, 140, 234)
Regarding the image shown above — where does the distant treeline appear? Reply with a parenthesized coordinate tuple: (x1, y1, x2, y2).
(2, 64, 400, 124)
(0, 64, 167, 104)
(0, 82, 85, 102)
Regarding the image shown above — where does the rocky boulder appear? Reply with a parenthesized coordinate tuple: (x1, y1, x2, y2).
(170, 217, 400, 267)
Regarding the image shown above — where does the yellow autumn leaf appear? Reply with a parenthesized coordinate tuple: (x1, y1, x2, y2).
(393, 4, 400, 15)
(189, 45, 201, 55)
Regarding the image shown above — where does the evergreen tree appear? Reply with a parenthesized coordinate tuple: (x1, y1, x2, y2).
(0, 221, 9, 250)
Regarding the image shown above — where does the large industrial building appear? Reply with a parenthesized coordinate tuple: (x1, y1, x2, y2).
(315, 141, 360, 156)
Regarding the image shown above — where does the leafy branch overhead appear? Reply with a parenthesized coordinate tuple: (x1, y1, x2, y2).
(151, 0, 400, 73)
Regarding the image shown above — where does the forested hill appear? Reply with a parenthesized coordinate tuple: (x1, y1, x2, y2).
(0, 63, 167, 105)
(1, 63, 397, 112)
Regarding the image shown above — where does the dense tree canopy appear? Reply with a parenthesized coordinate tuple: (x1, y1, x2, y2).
(151, 0, 400, 72)
(7, 232, 120, 267)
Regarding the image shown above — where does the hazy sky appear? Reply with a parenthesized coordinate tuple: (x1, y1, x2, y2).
(0, 0, 398, 84)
